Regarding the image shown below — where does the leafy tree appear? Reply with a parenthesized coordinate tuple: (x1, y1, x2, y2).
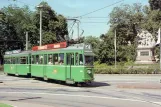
(97, 3, 145, 64)
(109, 3, 145, 45)
(149, 0, 161, 10)
(33, 1, 68, 45)
(1, 5, 33, 50)
(0, 2, 68, 64)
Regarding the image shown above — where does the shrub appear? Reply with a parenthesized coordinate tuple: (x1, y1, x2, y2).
(94, 68, 161, 74)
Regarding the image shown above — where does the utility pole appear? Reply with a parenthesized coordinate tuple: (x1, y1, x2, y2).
(40, 9, 42, 46)
(114, 29, 117, 68)
(26, 32, 28, 50)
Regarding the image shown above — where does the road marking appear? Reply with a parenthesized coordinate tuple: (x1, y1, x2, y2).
(0, 91, 148, 103)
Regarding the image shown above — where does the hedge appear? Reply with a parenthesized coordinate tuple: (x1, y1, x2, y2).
(94, 68, 161, 74)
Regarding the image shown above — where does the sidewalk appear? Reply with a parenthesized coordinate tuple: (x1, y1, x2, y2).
(1, 101, 54, 107)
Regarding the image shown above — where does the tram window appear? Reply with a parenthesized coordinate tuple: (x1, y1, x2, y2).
(31, 56, 34, 64)
(75, 53, 79, 65)
(71, 53, 74, 65)
(79, 54, 83, 65)
(39, 55, 43, 64)
(15, 58, 17, 64)
(26, 57, 28, 64)
(10, 58, 13, 64)
(9, 59, 11, 64)
(59, 53, 64, 65)
(20, 57, 26, 64)
(36, 55, 39, 64)
(67, 53, 74, 65)
(66, 53, 70, 65)
(53, 54, 58, 65)
(7, 59, 11, 64)
(48, 54, 53, 64)
(12, 58, 16, 64)
(4, 58, 7, 64)
(44, 54, 47, 64)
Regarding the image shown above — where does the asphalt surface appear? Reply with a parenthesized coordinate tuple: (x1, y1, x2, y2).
(0, 73, 161, 107)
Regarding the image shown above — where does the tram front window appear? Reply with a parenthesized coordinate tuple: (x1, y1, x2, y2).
(85, 56, 94, 66)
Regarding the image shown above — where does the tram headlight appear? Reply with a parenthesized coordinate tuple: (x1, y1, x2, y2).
(87, 70, 91, 74)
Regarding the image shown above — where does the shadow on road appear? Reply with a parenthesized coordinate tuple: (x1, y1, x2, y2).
(84, 81, 110, 88)
(10, 97, 41, 101)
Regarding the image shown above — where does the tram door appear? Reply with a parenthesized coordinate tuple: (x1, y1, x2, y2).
(66, 53, 74, 82)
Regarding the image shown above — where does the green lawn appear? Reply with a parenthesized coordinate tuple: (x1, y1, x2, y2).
(0, 103, 13, 107)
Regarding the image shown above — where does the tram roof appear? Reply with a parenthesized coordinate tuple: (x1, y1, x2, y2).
(4, 43, 93, 57)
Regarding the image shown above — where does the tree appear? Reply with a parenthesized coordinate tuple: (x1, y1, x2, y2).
(33, 1, 68, 45)
(149, 0, 161, 10)
(109, 3, 145, 45)
(1, 5, 34, 50)
(0, 2, 68, 64)
(96, 3, 145, 64)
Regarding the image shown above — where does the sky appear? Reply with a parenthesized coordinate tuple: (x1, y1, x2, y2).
(0, 0, 149, 39)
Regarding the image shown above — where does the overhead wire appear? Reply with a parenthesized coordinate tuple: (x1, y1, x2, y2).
(74, 0, 124, 18)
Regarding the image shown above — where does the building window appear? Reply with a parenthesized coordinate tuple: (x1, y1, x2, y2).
(140, 51, 149, 56)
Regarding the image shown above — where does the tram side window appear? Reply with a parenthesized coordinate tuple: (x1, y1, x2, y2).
(66, 53, 74, 65)
(53, 54, 58, 65)
(48, 54, 53, 65)
(20, 57, 26, 64)
(31, 56, 34, 64)
(4, 58, 10, 64)
(71, 53, 74, 65)
(36, 55, 39, 64)
(59, 53, 64, 65)
(26, 57, 28, 64)
(11, 58, 15, 64)
(66, 53, 70, 65)
(10, 58, 13, 64)
(75, 53, 79, 65)
(79, 54, 83, 65)
(39, 55, 43, 64)
(16, 58, 19, 64)
(8, 59, 11, 64)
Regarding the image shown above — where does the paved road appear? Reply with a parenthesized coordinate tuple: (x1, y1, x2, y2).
(0, 74, 161, 107)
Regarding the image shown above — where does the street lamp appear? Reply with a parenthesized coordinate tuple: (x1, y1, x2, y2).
(37, 5, 44, 46)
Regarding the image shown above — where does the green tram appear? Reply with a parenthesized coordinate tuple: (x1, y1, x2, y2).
(4, 42, 94, 84)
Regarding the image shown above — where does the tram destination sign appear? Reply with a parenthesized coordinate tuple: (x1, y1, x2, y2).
(32, 42, 67, 51)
